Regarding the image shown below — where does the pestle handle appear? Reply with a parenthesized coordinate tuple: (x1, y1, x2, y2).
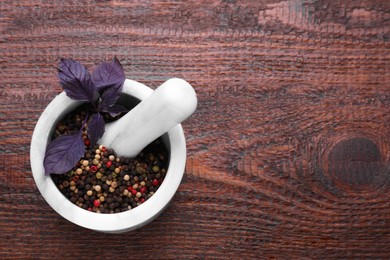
(99, 78, 197, 158)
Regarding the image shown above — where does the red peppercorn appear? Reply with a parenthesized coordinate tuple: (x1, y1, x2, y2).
(72, 176, 79, 182)
(127, 186, 138, 195)
(87, 207, 92, 211)
(140, 187, 147, 194)
(140, 198, 145, 203)
(84, 139, 90, 146)
(152, 179, 159, 186)
(94, 199, 101, 207)
(106, 161, 112, 168)
(90, 165, 98, 173)
(101, 146, 107, 152)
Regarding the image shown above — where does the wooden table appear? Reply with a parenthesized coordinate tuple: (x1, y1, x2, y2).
(1, 1, 390, 258)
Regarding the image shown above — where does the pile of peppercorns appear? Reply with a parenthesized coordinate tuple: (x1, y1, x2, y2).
(51, 106, 169, 214)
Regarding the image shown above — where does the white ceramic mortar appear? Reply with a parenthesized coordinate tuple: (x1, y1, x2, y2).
(30, 79, 187, 233)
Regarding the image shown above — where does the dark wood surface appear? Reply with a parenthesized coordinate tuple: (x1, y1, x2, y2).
(1, 0, 390, 259)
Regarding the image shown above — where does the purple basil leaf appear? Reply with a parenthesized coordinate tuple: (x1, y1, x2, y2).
(44, 131, 85, 175)
(98, 82, 124, 112)
(58, 58, 95, 102)
(88, 113, 105, 146)
(101, 104, 128, 117)
(91, 57, 125, 91)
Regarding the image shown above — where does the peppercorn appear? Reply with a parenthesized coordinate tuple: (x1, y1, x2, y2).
(77, 180, 84, 187)
(152, 179, 159, 186)
(94, 199, 101, 207)
(140, 186, 147, 194)
(102, 183, 109, 191)
(95, 172, 102, 179)
(105, 161, 112, 168)
(93, 185, 101, 192)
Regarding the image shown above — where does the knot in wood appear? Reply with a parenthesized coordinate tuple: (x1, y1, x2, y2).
(326, 137, 387, 192)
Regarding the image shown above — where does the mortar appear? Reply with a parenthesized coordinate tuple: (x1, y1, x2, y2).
(31, 79, 192, 233)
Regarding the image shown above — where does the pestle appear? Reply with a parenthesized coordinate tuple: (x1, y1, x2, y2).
(98, 78, 197, 158)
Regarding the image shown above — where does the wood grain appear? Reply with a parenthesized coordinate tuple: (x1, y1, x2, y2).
(1, 0, 390, 258)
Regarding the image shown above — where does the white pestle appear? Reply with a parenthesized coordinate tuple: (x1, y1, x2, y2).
(99, 78, 197, 158)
